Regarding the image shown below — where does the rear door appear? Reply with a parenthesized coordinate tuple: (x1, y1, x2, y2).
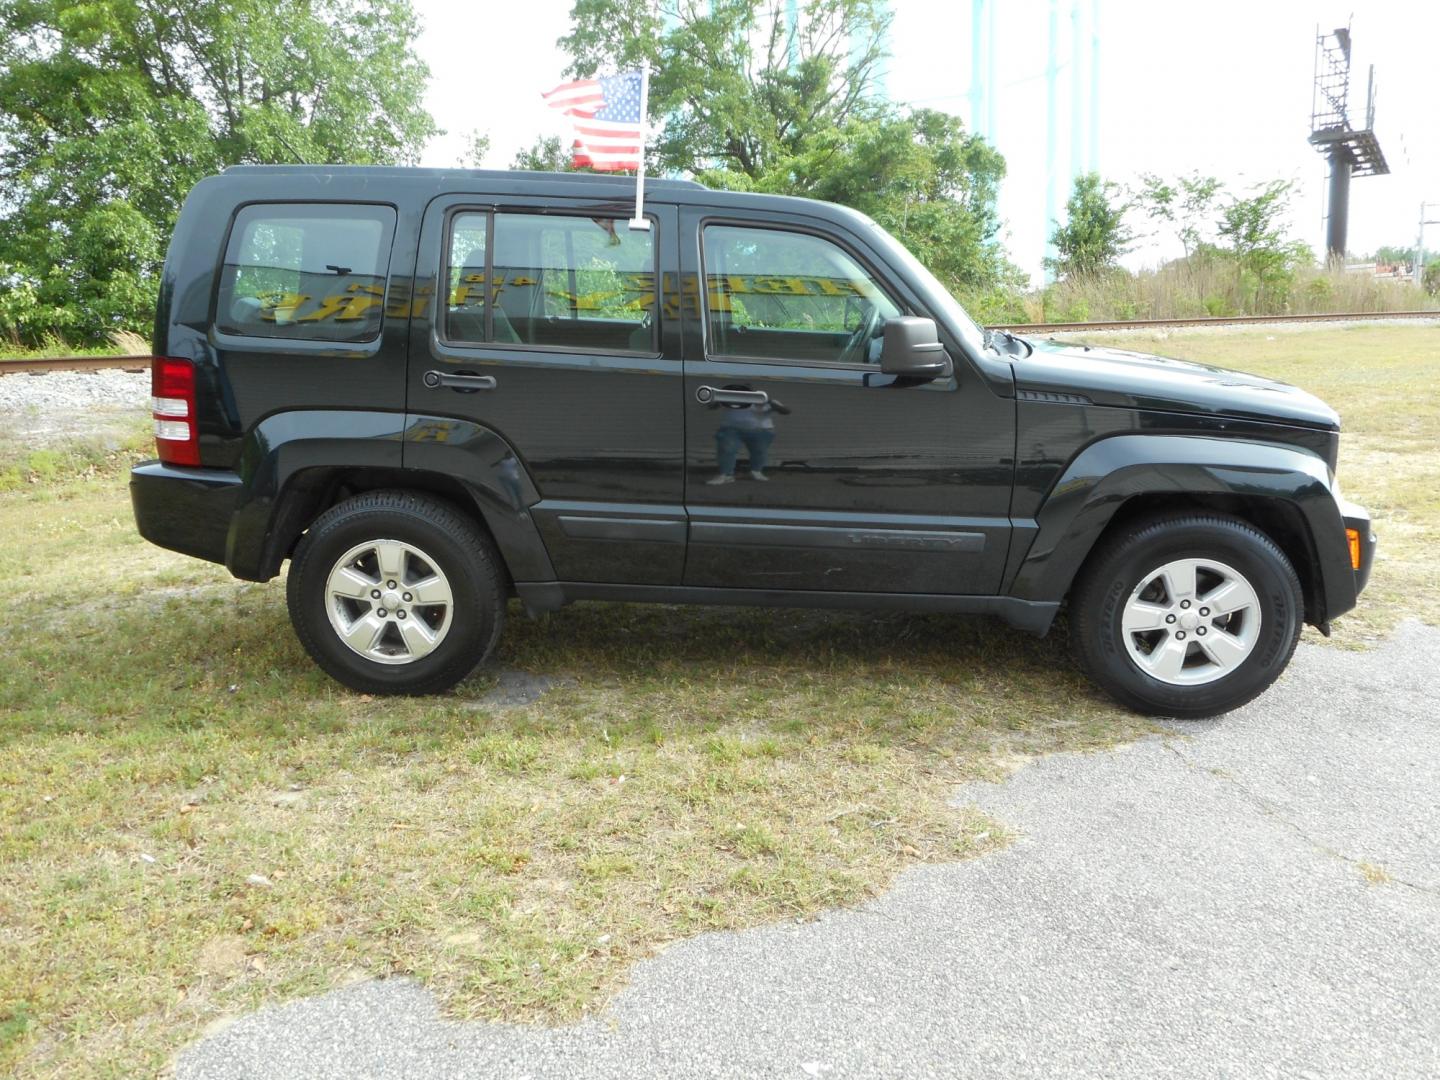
(406, 195, 685, 584)
(680, 210, 1015, 595)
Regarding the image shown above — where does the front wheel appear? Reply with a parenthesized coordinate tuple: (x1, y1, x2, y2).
(1069, 514, 1304, 718)
(286, 491, 505, 694)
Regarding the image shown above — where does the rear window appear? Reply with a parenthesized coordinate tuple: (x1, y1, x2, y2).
(216, 204, 397, 342)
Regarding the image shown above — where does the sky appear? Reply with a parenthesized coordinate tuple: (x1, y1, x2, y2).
(413, 0, 1440, 286)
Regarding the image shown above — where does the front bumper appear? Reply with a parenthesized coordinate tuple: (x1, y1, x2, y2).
(1339, 497, 1377, 598)
(130, 461, 242, 567)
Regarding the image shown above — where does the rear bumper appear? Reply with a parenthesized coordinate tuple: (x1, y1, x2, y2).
(129, 461, 241, 566)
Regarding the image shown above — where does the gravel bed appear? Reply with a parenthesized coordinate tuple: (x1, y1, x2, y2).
(0, 370, 150, 448)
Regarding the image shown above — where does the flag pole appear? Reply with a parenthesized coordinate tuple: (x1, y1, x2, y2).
(628, 65, 651, 230)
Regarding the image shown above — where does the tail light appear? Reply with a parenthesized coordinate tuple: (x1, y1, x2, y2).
(151, 357, 200, 466)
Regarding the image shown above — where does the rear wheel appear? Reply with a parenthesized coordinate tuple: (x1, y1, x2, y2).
(286, 491, 504, 694)
(1069, 514, 1303, 718)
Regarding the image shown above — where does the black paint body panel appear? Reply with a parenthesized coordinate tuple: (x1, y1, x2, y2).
(130, 462, 240, 564)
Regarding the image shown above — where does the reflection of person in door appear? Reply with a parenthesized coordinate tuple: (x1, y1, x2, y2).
(707, 393, 791, 485)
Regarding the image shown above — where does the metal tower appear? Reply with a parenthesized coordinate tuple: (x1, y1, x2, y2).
(1308, 24, 1389, 262)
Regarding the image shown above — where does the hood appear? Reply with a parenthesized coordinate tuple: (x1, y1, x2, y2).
(1018, 339, 1340, 430)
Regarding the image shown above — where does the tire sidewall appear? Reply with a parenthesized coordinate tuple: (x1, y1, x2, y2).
(1084, 520, 1302, 716)
(290, 501, 498, 693)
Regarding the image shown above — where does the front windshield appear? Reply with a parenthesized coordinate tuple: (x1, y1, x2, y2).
(863, 220, 991, 356)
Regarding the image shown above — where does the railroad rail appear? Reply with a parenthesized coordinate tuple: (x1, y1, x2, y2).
(0, 354, 150, 377)
(1, 310, 1436, 377)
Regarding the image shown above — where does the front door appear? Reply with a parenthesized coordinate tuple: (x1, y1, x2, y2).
(407, 194, 685, 584)
(681, 214, 1015, 595)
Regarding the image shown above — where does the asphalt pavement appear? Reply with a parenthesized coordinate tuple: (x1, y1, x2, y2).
(175, 623, 1440, 1080)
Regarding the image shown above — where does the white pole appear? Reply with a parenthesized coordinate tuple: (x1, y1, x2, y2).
(629, 65, 651, 230)
(1418, 202, 1426, 290)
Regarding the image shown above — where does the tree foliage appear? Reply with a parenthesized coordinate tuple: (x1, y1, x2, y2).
(557, 0, 1011, 290)
(1128, 172, 1311, 313)
(0, 0, 437, 345)
(1133, 171, 1223, 258)
(782, 109, 1009, 289)
(512, 135, 594, 173)
(1373, 244, 1417, 266)
(1046, 172, 1132, 279)
(562, 0, 891, 180)
(460, 131, 492, 168)
(1216, 180, 1309, 309)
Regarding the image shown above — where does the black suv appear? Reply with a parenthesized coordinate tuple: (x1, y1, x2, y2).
(130, 166, 1375, 717)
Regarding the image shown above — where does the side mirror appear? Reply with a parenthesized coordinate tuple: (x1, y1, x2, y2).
(880, 317, 952, 379)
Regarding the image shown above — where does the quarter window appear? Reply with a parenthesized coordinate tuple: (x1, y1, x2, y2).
(703, 225, 901, 364)
(445, 212, 657, 352)
(446, 212, 490, 343)
(216, 204, 396, 342)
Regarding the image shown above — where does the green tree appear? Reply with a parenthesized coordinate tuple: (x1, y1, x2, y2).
(1373, 245, 1417, 266)
(460, 131, 492, 168)
(512, 136, 583, 172)
(1217, 180, 1308, 311)
(1046, 172, 1132, 279)
(0, 0, 437, 345)
(561, 0, 891, 180)
(556, 0, 1012, 291)
(790, 109, 1010, 290)
(1424, 259, 1440, 296)
(1133, 171, 1223, 258)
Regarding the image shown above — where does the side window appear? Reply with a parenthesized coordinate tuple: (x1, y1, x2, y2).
(216, 204, 396, 342)
(703, 225, 901, 364)
(449, 213, 654, 352)
(445, 212, 489, 344)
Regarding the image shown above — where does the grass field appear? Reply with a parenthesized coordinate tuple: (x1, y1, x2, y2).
(1, 323, 1436, 1076)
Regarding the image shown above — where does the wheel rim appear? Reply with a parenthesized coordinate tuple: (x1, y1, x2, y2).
(324, 539, 454, 665)
(1120, 557, 1262, 686)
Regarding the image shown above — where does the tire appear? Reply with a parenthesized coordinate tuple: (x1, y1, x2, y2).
(1069, 513, 1304, 719)
(285, 490, 505, 695)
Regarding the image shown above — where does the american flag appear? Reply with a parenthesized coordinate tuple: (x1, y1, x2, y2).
(542, 70, 647, 172)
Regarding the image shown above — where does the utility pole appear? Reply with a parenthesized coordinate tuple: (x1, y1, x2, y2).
(1416, 201, 1440, 289)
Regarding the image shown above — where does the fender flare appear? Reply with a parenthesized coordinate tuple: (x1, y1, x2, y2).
(223, 410, 554, 583)
(1006, 435, 1354, 619)
(399, 413, 552, 582)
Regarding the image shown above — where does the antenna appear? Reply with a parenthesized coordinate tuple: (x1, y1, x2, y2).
(275, 132, 311, 166)
(1308, 22, 1389, 263)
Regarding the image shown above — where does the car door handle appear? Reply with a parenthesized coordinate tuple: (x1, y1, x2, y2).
(423, 370, 496, 392)
(696, 385, 768, 405)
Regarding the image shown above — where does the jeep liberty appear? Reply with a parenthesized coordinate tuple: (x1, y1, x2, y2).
(129, 167, 1376, 717)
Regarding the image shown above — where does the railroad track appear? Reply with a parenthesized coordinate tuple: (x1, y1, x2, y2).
(0, 354, 150, 376)
(2, 310, 1436, 376)
(994, 309, 1440, 334)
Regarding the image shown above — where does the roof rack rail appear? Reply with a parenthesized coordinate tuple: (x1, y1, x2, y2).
(221, 164, 709, 190)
